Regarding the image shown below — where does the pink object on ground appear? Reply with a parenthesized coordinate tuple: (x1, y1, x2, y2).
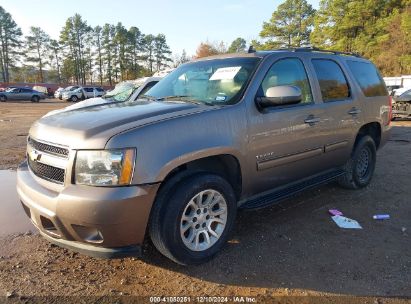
(329, 209, 343, 216)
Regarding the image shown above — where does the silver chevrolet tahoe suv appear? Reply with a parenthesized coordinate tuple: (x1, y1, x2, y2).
(17, 48, 391, 265)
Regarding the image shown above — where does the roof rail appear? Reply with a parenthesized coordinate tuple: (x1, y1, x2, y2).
(274, 47, 362, 58)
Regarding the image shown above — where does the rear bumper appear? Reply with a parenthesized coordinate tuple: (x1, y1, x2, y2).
(380, 124, 391, 149)
(17, 160, 159, 258)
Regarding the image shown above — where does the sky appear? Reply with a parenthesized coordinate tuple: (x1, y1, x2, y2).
(2, 0, 320, 56)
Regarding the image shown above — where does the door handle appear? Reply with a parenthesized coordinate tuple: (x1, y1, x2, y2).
(304, 116, 321, 125)
(348, 107, 361, 115)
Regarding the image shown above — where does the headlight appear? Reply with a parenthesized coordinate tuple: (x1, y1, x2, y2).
(75, 149, 136, 186)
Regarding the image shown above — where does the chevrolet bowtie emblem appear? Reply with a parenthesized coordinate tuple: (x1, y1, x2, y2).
(29, 150, 42, 162)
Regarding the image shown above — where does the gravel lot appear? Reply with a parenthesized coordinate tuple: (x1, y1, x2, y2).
(0, 101, 410, 303)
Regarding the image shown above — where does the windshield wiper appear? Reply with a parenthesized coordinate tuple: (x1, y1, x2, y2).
(157, 95, 215, 106)
(139, 94, 158, 101)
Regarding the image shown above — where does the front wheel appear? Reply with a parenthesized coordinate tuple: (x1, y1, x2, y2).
(31, 95, 40, 103)
(149, 173, 237, 265)
(338, 135, 376, 189)
(71, 95, 78, 102)
(0, 95, 6, 102)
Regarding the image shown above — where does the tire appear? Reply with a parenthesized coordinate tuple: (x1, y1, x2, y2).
(149, 172, 237, 265)
(0, 95, 6, 102)
(31, 95, 40, 103)
(338, 135, 376, 189)
(71, 95, 78, 102)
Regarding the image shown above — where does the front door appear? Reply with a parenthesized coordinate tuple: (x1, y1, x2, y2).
(246, 56, 329, 195)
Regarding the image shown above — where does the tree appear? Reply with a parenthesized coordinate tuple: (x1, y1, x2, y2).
(93, 26, 104, 85)
(310, 0, 410, 75)
(228, 37, 247, 53)
(195, 42, 219, 58)
(128, 26, 144, 78)
(60, 14, 91, 85)
(154, 34, 172, 72)
(374, 5, 411, 75)
(25, 27, 50, 83)
(143, 34, 156, 73)
(260, 0, 315, 48)
(114, 22, 129, 80)
(0, 6, 22, 82)
(101, 23, 115, 85)
(49, 39, 62, 83)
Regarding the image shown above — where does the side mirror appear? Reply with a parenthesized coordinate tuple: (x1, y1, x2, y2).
(256, 85, 302, 108)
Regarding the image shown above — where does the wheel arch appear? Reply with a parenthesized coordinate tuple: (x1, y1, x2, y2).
(354, 122, 381, 150)
(158, 153, 243, 201)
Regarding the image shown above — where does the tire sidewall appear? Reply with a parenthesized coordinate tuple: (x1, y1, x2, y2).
(352, 136, 376, 188)
(160, 174, 236, 265)
(31, 96, 39, 102)
(72, 96, 78, 102)
(0, 95, 7, 102)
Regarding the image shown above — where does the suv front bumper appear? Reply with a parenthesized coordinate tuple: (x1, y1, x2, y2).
(16, 160, 159, 258)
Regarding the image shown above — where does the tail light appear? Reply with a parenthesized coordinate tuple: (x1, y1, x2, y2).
(387, 96, 392, 125)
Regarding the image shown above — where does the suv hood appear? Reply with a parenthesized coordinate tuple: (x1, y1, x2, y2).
(30, 101, 201, 149)
(43, 97, 109, 117)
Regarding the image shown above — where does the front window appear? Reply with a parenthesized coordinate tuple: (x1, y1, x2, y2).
(144, 57, 261, 105)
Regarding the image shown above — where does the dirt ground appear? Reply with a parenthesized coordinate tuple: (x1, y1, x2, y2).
(0, 101, 410, 303)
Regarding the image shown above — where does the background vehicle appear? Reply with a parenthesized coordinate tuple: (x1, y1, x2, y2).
(58, 86, 80, 100)
(54, 87, 65, 99)
(17, 48, 391, 265)
(0, 87, 46, 102)
(33, 85, 53, 97)
(43, 77, 162, 117)
(386, 85, 401, 96)
(392, 87, 411, 119)
(62, 86, 105, 102)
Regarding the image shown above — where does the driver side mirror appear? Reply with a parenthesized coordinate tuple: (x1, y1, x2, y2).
(256, 85, 302, 108)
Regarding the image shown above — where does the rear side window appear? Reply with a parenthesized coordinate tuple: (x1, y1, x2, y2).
(347, 61, 387, 97)
(312, 59, 350, 102)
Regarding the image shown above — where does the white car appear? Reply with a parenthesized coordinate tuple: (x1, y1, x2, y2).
(43, 77, 162, 117)
(393, 87, 411, 102)
(62, 86, 105, 102)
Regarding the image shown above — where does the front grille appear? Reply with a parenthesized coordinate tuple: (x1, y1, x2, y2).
(28, 137, 69, 158)
(28, 158, 65, 184)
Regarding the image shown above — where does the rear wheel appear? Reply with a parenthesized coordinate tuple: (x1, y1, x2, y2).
(149, 173, 237, 265)
(71, 95, 78, 102)
(338, 135, 376, 189)
(31, 95, 40, 103)
(0, 95, 6, 102)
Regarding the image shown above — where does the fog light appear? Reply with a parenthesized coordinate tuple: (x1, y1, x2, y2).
(72, 224, 104, 243)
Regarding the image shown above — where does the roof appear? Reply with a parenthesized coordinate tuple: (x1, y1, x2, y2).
(194, 47, 363, 62)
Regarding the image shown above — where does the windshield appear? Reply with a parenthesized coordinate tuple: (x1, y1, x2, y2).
(104, 82, 140, 102)
(144, 57, 261, 105)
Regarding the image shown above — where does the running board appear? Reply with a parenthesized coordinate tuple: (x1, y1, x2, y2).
(240, 170, 345, 210)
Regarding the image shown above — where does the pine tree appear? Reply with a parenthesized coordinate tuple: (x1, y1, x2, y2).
(260, 0, 315, 48)
(25, 27, 50, 83)
(228, 38, 247, 53)
(0, 6, 22, 82)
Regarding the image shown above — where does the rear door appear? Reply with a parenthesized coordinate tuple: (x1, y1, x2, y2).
(308, 58, 363, 168)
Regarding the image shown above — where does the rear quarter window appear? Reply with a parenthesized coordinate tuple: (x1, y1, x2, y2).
(312, 59, 350, 102)
(346, 61, 387, 97)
